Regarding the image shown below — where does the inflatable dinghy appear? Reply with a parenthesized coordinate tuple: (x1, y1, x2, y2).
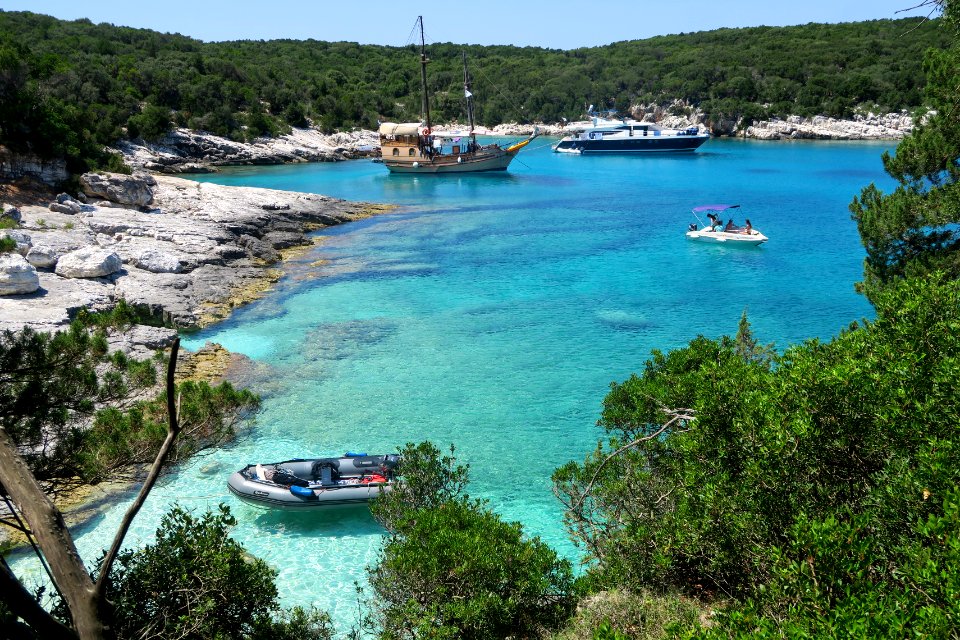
(227, 453, 400, 510)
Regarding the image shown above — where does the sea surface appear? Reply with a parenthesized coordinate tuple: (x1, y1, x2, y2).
(11, 137, 896, 633)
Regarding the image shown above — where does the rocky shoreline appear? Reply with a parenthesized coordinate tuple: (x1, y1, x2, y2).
(484, 110, 916, 141)
(110, 109, 914, 175)
(116, 127, 380, 174)
(0, 171, 391, 345)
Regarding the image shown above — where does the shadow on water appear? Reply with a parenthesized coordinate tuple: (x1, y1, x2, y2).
(247, 503, 385, 538)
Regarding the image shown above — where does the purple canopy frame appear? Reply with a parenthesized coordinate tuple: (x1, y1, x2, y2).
(692, 204, 741, 213)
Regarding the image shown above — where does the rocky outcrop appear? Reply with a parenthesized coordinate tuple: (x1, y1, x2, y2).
(114, 127, 380, 173)
(80, 172, 156, 207)
(131, 250, 181, 273)
(0, 147, 69, 185)
(106, 324, 179, 361)
(0, 253, 40, 295)
(55, 247, 123, 278)
(0, 173, 389, 333)
(742, 112, 914, 140)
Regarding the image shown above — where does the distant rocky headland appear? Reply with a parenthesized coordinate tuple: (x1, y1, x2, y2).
(112, 109, 914, 175)
(116, 128, 381, 174)
(487, 109, 916, 141)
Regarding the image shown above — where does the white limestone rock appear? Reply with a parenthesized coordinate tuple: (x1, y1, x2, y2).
(106, 324, 178, 360)
(25, 244, 59, 269)
(0, 253, 40, 295)
(0, 270, 114, 333)
(743, 111, 916, 141)
(132, 250, 182, 273)
(55, 247, 122, 278)
(80, 172, 156, 207)
(4, 174, 375, 332)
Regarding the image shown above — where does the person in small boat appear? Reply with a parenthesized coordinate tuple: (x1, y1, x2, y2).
(724, 219, 737, 232)
(705, 213, 718, 231)
(742, 219, 753, 234)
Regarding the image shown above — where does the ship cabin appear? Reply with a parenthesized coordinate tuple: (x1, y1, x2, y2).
(379, 122, 431, 165)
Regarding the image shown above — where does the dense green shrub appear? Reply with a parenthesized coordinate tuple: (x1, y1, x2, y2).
(555, 274, 960, 602)
(126, 103, 173, 141)
(369, 441, 576, 639)
(102, 505, 278, 639)
(89, 504, 334, 640)
(369, 499, 576, 640)
(682, 489, 960, 639)
(247, 606, 335, 640)
(369, 441, 469, 532)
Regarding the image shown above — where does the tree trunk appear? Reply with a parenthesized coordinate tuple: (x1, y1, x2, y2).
(0, 428, 107, 640)
(0, 558, 78, 639)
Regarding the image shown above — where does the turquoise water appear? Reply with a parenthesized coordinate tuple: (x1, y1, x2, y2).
(11, 138, 893, 633)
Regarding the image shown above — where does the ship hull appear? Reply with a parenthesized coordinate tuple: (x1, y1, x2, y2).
(383, 149, 514, 173)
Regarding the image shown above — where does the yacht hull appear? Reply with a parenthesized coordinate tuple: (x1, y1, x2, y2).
(554, 135, 708, 153)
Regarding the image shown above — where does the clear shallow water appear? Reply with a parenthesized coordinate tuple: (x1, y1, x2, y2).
(11, 138, 893, 632)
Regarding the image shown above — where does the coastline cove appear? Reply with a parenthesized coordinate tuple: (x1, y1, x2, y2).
(10, 137, 895, 633)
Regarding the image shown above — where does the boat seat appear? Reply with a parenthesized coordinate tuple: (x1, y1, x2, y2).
(313, 462, 340, 486)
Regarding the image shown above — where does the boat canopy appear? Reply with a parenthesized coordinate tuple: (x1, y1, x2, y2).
(693, 204, 741, 213)
(379, 122, 422, 136)
(431, 130, 474, 138)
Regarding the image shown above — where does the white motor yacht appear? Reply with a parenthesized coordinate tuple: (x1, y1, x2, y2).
(553, 111, 709, 154)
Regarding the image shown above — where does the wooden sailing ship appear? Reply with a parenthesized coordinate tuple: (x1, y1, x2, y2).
(378, 16, 536, 174)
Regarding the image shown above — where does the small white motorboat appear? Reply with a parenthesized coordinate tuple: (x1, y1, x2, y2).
(227, 452, 400, 510)
(686, 204, 768, 246)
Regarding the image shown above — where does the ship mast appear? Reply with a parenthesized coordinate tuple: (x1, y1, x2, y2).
(463, 51, 475, 142)
(418, 16, 431, 132)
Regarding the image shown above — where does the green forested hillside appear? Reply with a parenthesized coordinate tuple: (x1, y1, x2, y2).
(0, 10, 948, 172)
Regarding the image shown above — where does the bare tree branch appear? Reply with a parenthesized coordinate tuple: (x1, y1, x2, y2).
(95, 338, 180, 597)
(566, 407, 695, 513)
